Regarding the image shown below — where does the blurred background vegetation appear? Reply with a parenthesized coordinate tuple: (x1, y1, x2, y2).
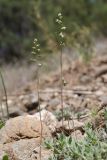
(0, 0, 107, 63)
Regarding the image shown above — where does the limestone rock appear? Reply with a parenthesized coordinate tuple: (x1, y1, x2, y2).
(1, 138, 51, 160)
(0, 115, 51, 160)
(0, 115, 51, 144)
(34, 109, 57, 132)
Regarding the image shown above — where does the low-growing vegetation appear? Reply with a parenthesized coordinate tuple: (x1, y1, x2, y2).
(0, 2, 107, 159)
(0, 120, 4, 129)
(44, 124, 107, 160)
(2, 155, 8, 160)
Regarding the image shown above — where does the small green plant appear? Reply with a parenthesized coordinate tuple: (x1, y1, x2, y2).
(44, 124, 107, 160)
(0, 120, 4, 129)
(91, 107, 98, 118)
(55, 108, 71, 121)
(104, 108, 107, 121)
(2, 155, 8, 160)
(103, 108, 107, 133)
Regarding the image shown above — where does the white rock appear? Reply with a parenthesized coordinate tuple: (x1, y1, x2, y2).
(34, 109, 57, 132)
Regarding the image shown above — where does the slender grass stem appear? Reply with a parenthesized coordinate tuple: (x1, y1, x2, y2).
(0, 69, 9, 119)
(0, 101, 4, 120)
(37, 66, 43, 160)
(60, 48, 64, 127)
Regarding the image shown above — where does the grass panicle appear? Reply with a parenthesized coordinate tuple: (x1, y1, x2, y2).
(56, 13, 67, 127)
(31, 38, 43, 160)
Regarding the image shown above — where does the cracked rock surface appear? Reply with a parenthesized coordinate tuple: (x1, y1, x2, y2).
(0, 116, 51, 160)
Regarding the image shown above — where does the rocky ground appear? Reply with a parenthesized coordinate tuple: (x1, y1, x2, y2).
(1, 52, 107, 159)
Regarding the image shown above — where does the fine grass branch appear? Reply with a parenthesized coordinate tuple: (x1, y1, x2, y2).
(56, 13, 67, 127)
(31, 38, 43, 160)
(0, 69, 9, 119)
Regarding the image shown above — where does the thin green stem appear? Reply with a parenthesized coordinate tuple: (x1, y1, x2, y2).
(0, 69, 9, 119)
(37, 67, 43, 160)
(0, 101, 4, 120)
(60, 48, 64, 127)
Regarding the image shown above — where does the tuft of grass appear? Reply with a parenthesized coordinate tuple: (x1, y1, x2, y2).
(55, 108, 71, 121)
(2, 155, 8, 160)
(0, 120, 4, 129)
(44, 124, 107, 160)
